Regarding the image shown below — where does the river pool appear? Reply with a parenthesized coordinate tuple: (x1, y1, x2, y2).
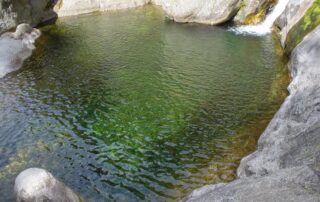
(0, 6, 289, 202)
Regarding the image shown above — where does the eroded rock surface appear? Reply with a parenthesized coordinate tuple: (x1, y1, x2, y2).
(0, 24, 40, 78)
(15, 168, 82, 202)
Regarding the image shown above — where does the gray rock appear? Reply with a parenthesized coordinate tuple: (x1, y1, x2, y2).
(0, 24, 40, 78)
(14, 168, 82, 202)
(185, 166, 320, 202)
(161, 0, 241, 25)
(233, 0, 275, 25)
(0, 0, 57, 33)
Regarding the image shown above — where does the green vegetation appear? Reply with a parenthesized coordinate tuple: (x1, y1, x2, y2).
(285, 0, 320, 53)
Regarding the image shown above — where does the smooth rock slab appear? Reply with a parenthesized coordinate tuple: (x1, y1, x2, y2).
(14, 168, 81, 202)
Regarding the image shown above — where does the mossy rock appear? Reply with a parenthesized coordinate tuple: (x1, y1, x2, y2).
(235, 0, 276, 25)
(243, 8, 267, 25)
(284, 0, 320, 54)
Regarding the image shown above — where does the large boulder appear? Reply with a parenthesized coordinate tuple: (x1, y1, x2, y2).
(275, 0, 319, 53)
(0, 0, 57, 33)
(161, 0, 241, 25)
(54, 0, 150, 17)
(233, 0, 275, 25)
(14, 168, 82, 202)
(0, 24, 40, 78)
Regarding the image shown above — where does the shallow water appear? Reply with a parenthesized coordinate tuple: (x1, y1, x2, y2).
(0, 6, 288, 201)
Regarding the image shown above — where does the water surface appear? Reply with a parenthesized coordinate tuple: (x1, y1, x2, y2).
(0, 6, 288, 201)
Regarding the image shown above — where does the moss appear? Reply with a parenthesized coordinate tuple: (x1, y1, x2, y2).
(242, 0, 276, 25)
(244, 8, 267, 25)
(285, 0, 320, 54)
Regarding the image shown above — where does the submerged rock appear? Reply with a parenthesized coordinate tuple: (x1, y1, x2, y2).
(233, 0, 275, 25)
(14, 168, 82, 202)
(0, 24, 40, 78)
(161, 0, 241, 25)
(0, 0, 57, 33)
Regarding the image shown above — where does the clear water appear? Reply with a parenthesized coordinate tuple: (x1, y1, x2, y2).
(0, 6, 288, 201)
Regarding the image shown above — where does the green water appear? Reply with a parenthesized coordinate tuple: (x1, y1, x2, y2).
(0, 6, 288, 201)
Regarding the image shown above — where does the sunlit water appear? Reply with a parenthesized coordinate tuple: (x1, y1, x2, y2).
(0, 6, 288, 201)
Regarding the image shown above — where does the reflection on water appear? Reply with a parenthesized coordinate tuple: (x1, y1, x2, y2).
(0, 6, 288, 201)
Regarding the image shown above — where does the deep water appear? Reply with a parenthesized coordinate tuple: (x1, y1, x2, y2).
(0, 6, 289, 201)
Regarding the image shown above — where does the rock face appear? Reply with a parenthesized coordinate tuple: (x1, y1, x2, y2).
(185, 23, 320, 202)
(54, 0, 150, 16)
(0, 24, 40, 78)
(275, 0, 319, 53)
(161, 0, 241, 25)
(54, 0, 242, 25)
(233, 0, 275, 25)
(15, 168, 82, 202)
(0, 0, 57, 33)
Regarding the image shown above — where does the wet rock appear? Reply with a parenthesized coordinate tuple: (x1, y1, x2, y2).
(161, 0, 241, 25)
(0, 24, 40, 78)
(14, 168, 81, 202)
(233, 0, 275, 25)
(0, 0, 57, 33)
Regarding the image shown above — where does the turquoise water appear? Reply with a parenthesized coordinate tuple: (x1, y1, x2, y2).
(0, 6, 288, 201)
